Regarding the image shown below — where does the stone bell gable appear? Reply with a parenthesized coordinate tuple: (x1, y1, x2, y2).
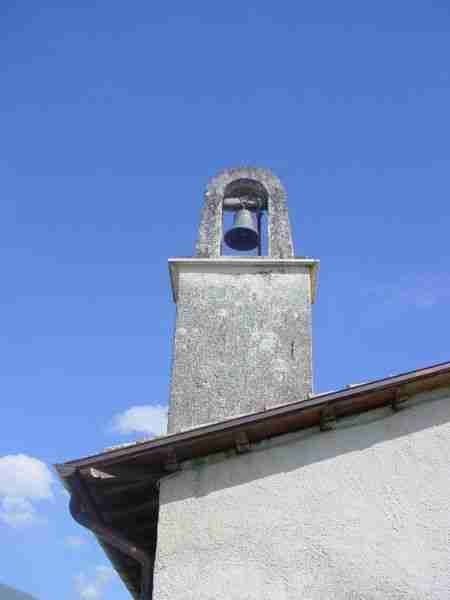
(168, 167, 318, 433)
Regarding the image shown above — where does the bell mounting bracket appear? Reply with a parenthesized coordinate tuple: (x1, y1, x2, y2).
(222, 195, 266, 212)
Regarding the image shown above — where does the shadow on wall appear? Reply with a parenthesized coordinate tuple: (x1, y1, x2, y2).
(163, 386, 450, 503)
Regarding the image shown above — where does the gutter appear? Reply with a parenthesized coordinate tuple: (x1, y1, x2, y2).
(56, 359, 450, 598)
(59, 360, 450, 474)
(69, 470, 153, 600)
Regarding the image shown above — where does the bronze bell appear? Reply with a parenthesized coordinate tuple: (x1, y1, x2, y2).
(224, 208, 259, 251)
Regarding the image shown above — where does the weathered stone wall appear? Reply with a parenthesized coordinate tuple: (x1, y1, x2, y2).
(155, 386, 450, 600)
(167, 260, 314, 433)
(196, 167, 294, 259)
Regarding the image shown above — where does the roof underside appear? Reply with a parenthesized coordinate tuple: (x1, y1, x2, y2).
(55, 361, 450, 599)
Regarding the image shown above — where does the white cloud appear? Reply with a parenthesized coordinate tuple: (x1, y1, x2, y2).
(0, 454, 53, 499)
(65, 535, 86, 548)
(0, 497, 36, 527)
(0, 454, 54, 528)
(75, 565, 115, 599)
(110, 404, 168, 437)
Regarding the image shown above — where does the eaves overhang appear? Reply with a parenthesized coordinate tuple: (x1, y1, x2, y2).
(55, 359, 450, 599)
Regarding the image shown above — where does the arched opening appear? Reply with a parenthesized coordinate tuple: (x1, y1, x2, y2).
(222, 179, 269, 256)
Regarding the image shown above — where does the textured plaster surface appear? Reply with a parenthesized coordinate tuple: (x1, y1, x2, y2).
(154, 387, 450, 600)
(196, 167, 294, 258)
(167, 262, 313, 433)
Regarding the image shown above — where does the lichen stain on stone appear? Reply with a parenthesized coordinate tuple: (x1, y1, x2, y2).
(168, 265, 313, 433)
(257, 331, 279, 353)
(191, 457, 209, 471)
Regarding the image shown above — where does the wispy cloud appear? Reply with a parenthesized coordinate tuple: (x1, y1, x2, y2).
(75, 565, 115, 599)
(109, 404, 168, 438)
(0, 497, 36, 528)
(0, 454, 53, 528)
(65, 535, 86, 548)
(362, 274, 450, 314)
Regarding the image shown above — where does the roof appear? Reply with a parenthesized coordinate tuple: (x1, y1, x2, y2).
(55, 360, 450, 599)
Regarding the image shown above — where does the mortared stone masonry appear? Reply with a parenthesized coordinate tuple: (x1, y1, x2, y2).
(167, 167, 319, 433)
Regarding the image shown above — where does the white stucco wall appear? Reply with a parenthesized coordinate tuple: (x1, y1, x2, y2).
(153, 387, 450, 600)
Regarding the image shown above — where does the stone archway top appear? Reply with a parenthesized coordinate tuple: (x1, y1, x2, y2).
(195, 167, 295, 258)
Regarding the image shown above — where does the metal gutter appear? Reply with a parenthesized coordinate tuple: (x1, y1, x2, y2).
(55, 359, 450, 600)
(69, 470, 153, 600)
(56, 360, 450, 473)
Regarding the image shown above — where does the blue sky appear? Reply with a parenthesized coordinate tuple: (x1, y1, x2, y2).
(1, 1, 450, 598)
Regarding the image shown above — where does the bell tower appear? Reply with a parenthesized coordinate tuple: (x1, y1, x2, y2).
(167, 167, 319, 433)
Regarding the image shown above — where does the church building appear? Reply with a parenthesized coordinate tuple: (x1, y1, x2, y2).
(56, 167, 450, 599)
